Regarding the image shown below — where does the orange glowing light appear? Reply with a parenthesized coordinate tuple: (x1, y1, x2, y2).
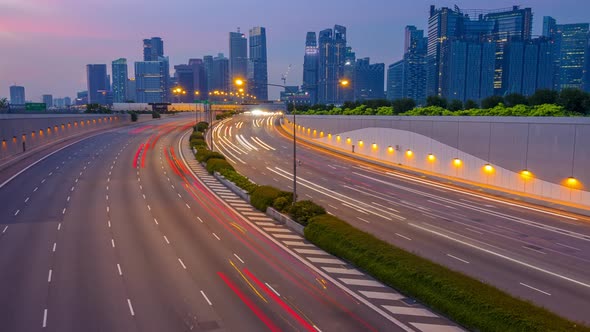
(484, 164, 494, 173)
(388, 146, 394, 153)
(427, 153, 436, 161)
(567, 177, 579, 187)
(453, 158, 462, 166)
(406, 149, 413, 157)
(520, 169, 533, 179)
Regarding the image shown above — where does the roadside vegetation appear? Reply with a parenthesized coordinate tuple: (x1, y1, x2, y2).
(291, 88, 590, 117)
(188, 121, 589, 332)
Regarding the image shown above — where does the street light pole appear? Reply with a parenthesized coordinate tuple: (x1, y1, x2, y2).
(292, 103, 297, 204)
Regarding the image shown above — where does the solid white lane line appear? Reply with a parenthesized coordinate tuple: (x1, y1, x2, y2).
(197, 217, 204, 223)
(47, 269, 52, 282)
(520, 282, 551, 296)
(234, 254, 245, 264)
(201, 290, 212, 305)
(52, 243, 56, 252)
(395, 233, 412, 241)
(24, 197, 30, 203)
(447, 254, 470, 264)
(127, 299, 135, 316)
(14, 209, 20, 216)
(111, 239, 116, 248)
(117, 264, 123, 276)
(212, 233, 221, 241)
(163, 235, 170, 244)
(556, 242, 581, 251)
(265, 283, 281, 297)
(2, 226, 7, 234)
(42, 309, 48, 327)
(410, 223, 590, 289)
(178, 258, 187, 269)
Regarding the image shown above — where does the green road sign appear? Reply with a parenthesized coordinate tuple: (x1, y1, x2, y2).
(25, 103, 46, 111)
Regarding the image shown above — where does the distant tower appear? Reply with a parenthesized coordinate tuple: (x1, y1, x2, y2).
(229, 29, 248, 86)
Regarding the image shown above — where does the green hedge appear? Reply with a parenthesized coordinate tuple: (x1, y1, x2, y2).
(251, 186, 283, 212)
(304, 214, 589, 332)
(218, 168, 259, 194)
(197, 150, 226, 163)
(196, 121, 209, 132)
(190, 131, 204, 140)
(288, 200, 325, 226)
(206, 158, 234, 175)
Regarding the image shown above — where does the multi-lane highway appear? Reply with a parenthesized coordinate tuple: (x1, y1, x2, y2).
(0, 113, 463, 331)
(212, 112, 590, 324)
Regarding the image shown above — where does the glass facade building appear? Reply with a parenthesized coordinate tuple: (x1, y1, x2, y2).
(248, 27, 268, 100)
(229, 31, 248, 85)
(135, 58, 169, 103)
(143, 37, 164, 61)
(9, 85, 25, 105)
(302, 32, 319, 104)
(86, 64, 108, 104)
(112, 58, 128, 103)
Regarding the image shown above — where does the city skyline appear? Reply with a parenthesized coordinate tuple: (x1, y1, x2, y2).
(1, 0, 589, 100)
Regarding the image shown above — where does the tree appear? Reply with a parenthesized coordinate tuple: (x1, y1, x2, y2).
(0, 97, 8, 109)
(448, 99, 463, 111)
(464, 99, 478, 109)
(391, 98, 416, 114)
(481, 95, 504, 109)
(504, 93, 528, 107)
(558, 88, 589, 115)
(528, 89, 558, 106)
(426, 95, 447, 108)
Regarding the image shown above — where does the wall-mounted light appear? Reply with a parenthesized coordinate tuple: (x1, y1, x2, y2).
(388, 146, 394, 153)
(372, 143, 377, 149)
(406, 149, 413, 157)
(566, 177, 579, 187)
(358, 140, 364, 146)
(453, 158, 462, 166)
(483, 163, 494, 173)
(336, 135, 341, 141)
(346, 137, 351, 144)
(520, 169, 533, 179)
(427, 153, 436, 161)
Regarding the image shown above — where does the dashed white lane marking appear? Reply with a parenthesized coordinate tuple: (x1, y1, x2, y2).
(307, 257, 344, 265)
(106, 206, 110, 213)
(520, 282, 551, 296)
(47, 269, 52, 282)
(1, 226, 8, 234)
(556, 242, 581, 251)
(147, 205, 151, 211)
(111, 239, 116, 248)
(14, 209, 20, 216)
(447, 254, 470, 264)
(384, 305, 439, 318)
(52, 243, 56, 252)
(106, 195, 109, 201)
(197, 217, 204, 223)
(233, 254, 245, 264)
(201, 290, 212, 306)
(34, 187, 39, 192)
(266, 283, 281, 297)
(42, 309, 48, 328)
(24, 197, 30, 203)
(395, 233, 412, 241)
(154, 218, 159, 225)
(41, 179, 46, 184)
(339, 278, 384, 287)
(107, 220, 111, 228)
(117, 264, 123, 276)
(127, 299, 135, 316)
(163, 235, 170, 244)
(359, 290, 404, 301)
(357, 217, 371, 223)
(142, 194, 146, 199)
(322, 266, 363, 275)
(212, 233, 221, 241)
(67, 196, 70, 202)
(185, 203, 191, 209)
(62, 208, 66, 215)
(178, 258, 187, 269)
(70, 186, 74, 192)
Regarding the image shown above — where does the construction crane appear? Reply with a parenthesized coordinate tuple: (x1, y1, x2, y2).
(281, 64, 292, 86)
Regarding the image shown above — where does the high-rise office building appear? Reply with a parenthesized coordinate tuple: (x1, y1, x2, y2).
(42, 94, 53, 108)
(229, 30, 248, 85)
(174, 64, 194, 103)
(354, 58, 385, 101)
(318, 29, 336, 104)
(126, 79, 136, 102)
(544, 17, 590, 91)
(387, 26, 428, 103)
(302, 32, 319, 104)
(189, 59, 208, 97)
(86, 64, 108, 104)
(135, 58, 169, 103)
(203, 55, 214, 99)
(342, 47, 356, 102)
(143, 37, 164, 61)
(209, 53, 230, 93)
(249, 27, 268, 100)
(387, 60, 406, 101)
(9, 85, 25, 105)
(503, 37, 553, 96)
(112, 58, 128, 103)
(64, 97, 71, 107)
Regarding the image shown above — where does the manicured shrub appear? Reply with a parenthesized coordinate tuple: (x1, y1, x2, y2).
(251, 186, 282, 212)
(190, 131, 204, 140)
(272, 197, 290, 212)
(205, 158, 234, 175)
(288, 200, 326, 226)
(190, 138, 206, 148)
(218, 168, 259, 194)
(198, 151, 225, 163)
(196, 121, 209, 132)
(151, 111, 161, 119)
(130, 112, 138, 122)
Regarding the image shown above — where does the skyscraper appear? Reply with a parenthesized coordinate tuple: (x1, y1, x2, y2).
(544, 17, 590, 91)
(112, 58, 128, 103)
(174, 64, 194, 103)
(86, 64, 108, 104)
(318, 29, 336, 104)
(42, 94, 53, 108)
(64, 97, 71, 107)
(302, 32, 319, 104)
(143, 37, 164, 61)
(189, 58, 208, 97)
(9, 85, 25, 105)
(229, 30, 248, 85)
(126, 79, 136, 102)
(503, 37, 553, 96)
(210, 53, 230, 93)
(387, 60, 406, 101)
(249, 27, 268, 100)
(203, 55, 214, 99)
(388, 25, 428, 103)
(354, 58, 385, 101)
(135, 58, 169, 103)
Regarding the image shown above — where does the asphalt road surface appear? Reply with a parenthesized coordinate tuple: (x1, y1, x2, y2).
(0, 113, 453, 331)
(212, 112, 590, 324)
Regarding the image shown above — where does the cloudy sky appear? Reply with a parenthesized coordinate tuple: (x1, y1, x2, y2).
(1, 0, 588, 101)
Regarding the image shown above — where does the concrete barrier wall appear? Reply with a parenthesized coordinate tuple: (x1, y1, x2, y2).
(0, 114, 130, 161)
(284, 115, 590, 208)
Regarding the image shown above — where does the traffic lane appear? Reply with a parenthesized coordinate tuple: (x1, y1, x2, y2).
(163, 126, 406, 331)
(0, 134, 124, 331)
(48, 132, 140, 332)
